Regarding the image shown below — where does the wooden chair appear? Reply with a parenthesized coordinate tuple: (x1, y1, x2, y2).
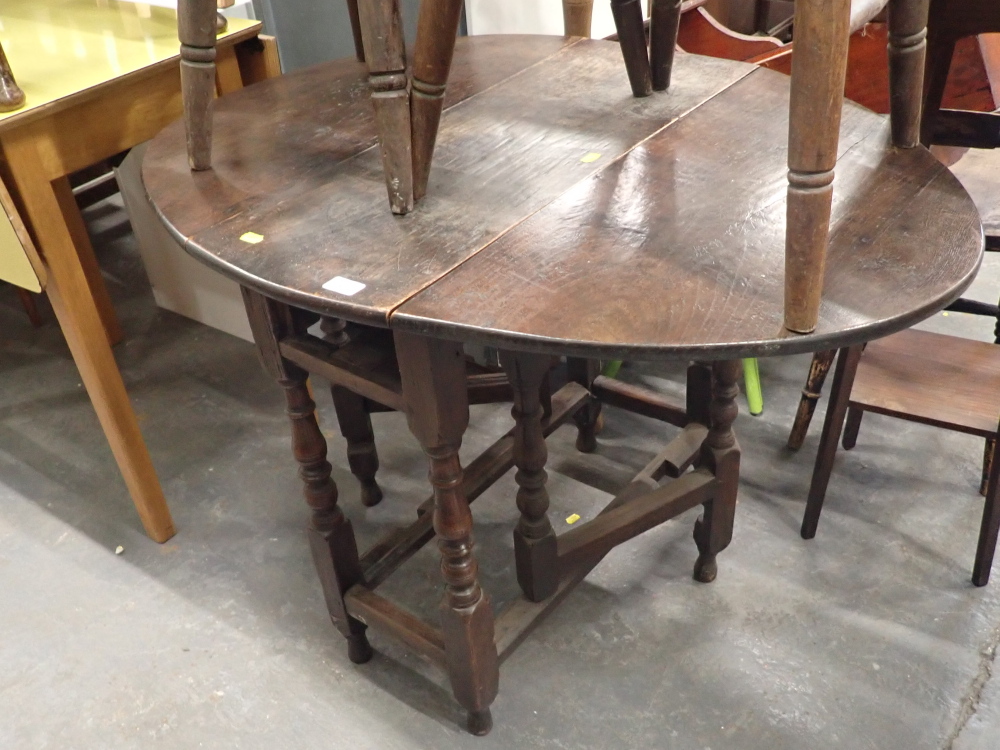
(800, 328, 1000, 586)
(0, 40, 25, 112)
(788, 0, 1000, 452)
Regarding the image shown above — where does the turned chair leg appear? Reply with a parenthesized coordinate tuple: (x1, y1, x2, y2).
(563, 0, 595, 37)
(887, 0, 931, 148)
(411, 0, 465, 201)
(395, 332, 499, 736)
(0, 41, 25, 113)
(783, 0, 852, 333)
(331, 386, 384, 507)
(611, 0, 653, 97)
(356, 0, 413, 214)
(981, 439, 994, 497)
(649, 0, 683, 91)
(974, 431, 1000, 586)
(499, 352, 559, 602)
(842, 406, 863, 449)
(567, 357, 602, 453)
(801, 346, 863, 539)
(787, 350, 836, 450)
(345, 0, 366, 62)
(178, 0, 219, 170)
(693, 359, 741, 583)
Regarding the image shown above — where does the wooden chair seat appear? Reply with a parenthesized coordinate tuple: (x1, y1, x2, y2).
(851, 328, 1000, 437)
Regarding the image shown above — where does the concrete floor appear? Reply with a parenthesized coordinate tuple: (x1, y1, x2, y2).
(2, 153, 1000, 749)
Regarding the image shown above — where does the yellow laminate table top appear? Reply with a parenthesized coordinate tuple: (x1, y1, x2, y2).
(0, 0, 259, 130)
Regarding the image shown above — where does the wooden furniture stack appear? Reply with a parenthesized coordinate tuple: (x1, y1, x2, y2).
(157, 0, 983, 734)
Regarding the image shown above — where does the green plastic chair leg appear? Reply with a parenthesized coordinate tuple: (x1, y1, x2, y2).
(742, 358, 763, 416)
(602, 360, 623, 378)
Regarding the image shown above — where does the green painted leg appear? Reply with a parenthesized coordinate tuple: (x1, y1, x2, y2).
(602, 360, 623, 378)
(742, 358, 763, 416)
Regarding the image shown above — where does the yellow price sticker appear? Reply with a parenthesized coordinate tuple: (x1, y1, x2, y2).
(580, 152, 602, 164)
(240, 232, 264, 244)
(566, 513, 581, 525)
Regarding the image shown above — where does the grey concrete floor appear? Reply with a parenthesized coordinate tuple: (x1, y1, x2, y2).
(2, 154, 1000, 749)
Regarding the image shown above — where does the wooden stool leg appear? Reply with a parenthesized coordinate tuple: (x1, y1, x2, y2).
(395, 332, 499, 736)
(801, 345, 863, 539)
(787, 349, 836, 450)
(0, 41, 25, 113)
(499, 351, 558, 603)
(345, 0, 366, 62)
(178, 0, 218, 170)
(16, 288, 43, 327)
(974, 433, 1000, 586)
(563, 0, 594, 36)
(649, 0, 683, 91)
(693, 359, 741, 583)
(411, 0, 465, 202)
(567, 357, 602, 453)
(357, 0, 413, 214)
(842, 406, 863, 449)
(611, 0, 653, 98)
(242, 290, 372, 663)
(783, 0, 851, 333)
(887, 0, 930, 148)
(981, 439, 994, 497)
(331, 385, 384, 507)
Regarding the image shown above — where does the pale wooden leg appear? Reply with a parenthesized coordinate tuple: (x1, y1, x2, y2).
(395, 332, 499, 736)
(411, 0, 465, 201)
(887, 0, 931, 148)
(783, 0, 852, 333)
(0, 40, 25, 112)
(357, 0, 413, 214)
(649, 0, 683, 91)
(2, 132, 175, 542)
(214, 44, 244, 95)
(179, 0, 218, 170)
(51, 176, 124, 346)
(693, 360, 741, 583)
(499, 351, 558, 603)
(562, 0, 594, 36)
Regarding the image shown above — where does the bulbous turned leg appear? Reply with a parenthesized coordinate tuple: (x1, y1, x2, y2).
(282, 373, 372, 663)
(693, 360, 741, 583)
(500, 352, 558, 602)
(396, 332, 499, 735)
(331, 385, 383, 507)
(0, 42, 25, 113)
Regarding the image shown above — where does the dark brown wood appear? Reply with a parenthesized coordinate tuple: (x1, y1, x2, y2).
(557, 469, 716, 570)
(692, 359, 740, 582)
(178, 0, 218, 170)
(928, 109, 1000, 149)
(394, 331, 498, 736)
(345, 0, 367, 62)
(686, 361, 713, 427)
(801, 345, 864, 539)
(887, 0, 930, 148)
(566, 358, 602, 453)
(783, 0, 852, 333)
(787, 349, 836, 450)
(498, 352, 559, 602)
(975, 426, 1000, 586)
(563, 0, 595, 37)
(356, 0, 413, 214)
(611, 0, 654, 97)
(15, 288, 43, 327)
(661, 423, 710, 478)
(331, 385, 383, 507)
(0, 41, 25, 113)
(591, 375, 690, 428)
(650, 0, 684, 91)
(344, 585, 446, 666)
(842, 405, 863, 449)
(410, 0, 466, 201)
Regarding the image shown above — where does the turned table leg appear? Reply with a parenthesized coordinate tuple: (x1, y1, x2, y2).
(331, 385, 384, 507)
(395, 332, 499, 736)
(242, 289, 372, 663)
(499, 351, 558, 603)
(693, 359, 741, 583)
(567, 358, 602, 453)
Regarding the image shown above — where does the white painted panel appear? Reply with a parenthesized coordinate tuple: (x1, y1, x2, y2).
(465, 0, 618, 39)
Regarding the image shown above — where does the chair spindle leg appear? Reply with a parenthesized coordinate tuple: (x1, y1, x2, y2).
(887, 0, 931, 148)
(649, 0, 683, 91)
(787, 349, 837, 450)
(178, 0, 218, 171)
(611, 0, 653, 97)
(563, 0, 595, 37)
(345, 0, 367, 62)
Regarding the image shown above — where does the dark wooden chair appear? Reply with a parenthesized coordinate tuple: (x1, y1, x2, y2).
(0, 40, 25, 112)
(800, 328, 1000, 586)
(788, 0, 1000, 453)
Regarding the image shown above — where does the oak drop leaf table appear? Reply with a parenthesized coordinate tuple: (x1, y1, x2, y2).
(143, 36, 983, 733)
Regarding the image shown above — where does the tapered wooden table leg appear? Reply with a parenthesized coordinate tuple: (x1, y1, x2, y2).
(331, 385, 383, 507)
(887, 0, 930, 148)
(499, 351, 558, 602)
(693, 359, 741, 583)
(567, 358, 601, 453)
(395, 332, 499, 736)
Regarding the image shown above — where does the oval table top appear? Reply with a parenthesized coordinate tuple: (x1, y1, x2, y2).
(143, 35, 984, 361)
